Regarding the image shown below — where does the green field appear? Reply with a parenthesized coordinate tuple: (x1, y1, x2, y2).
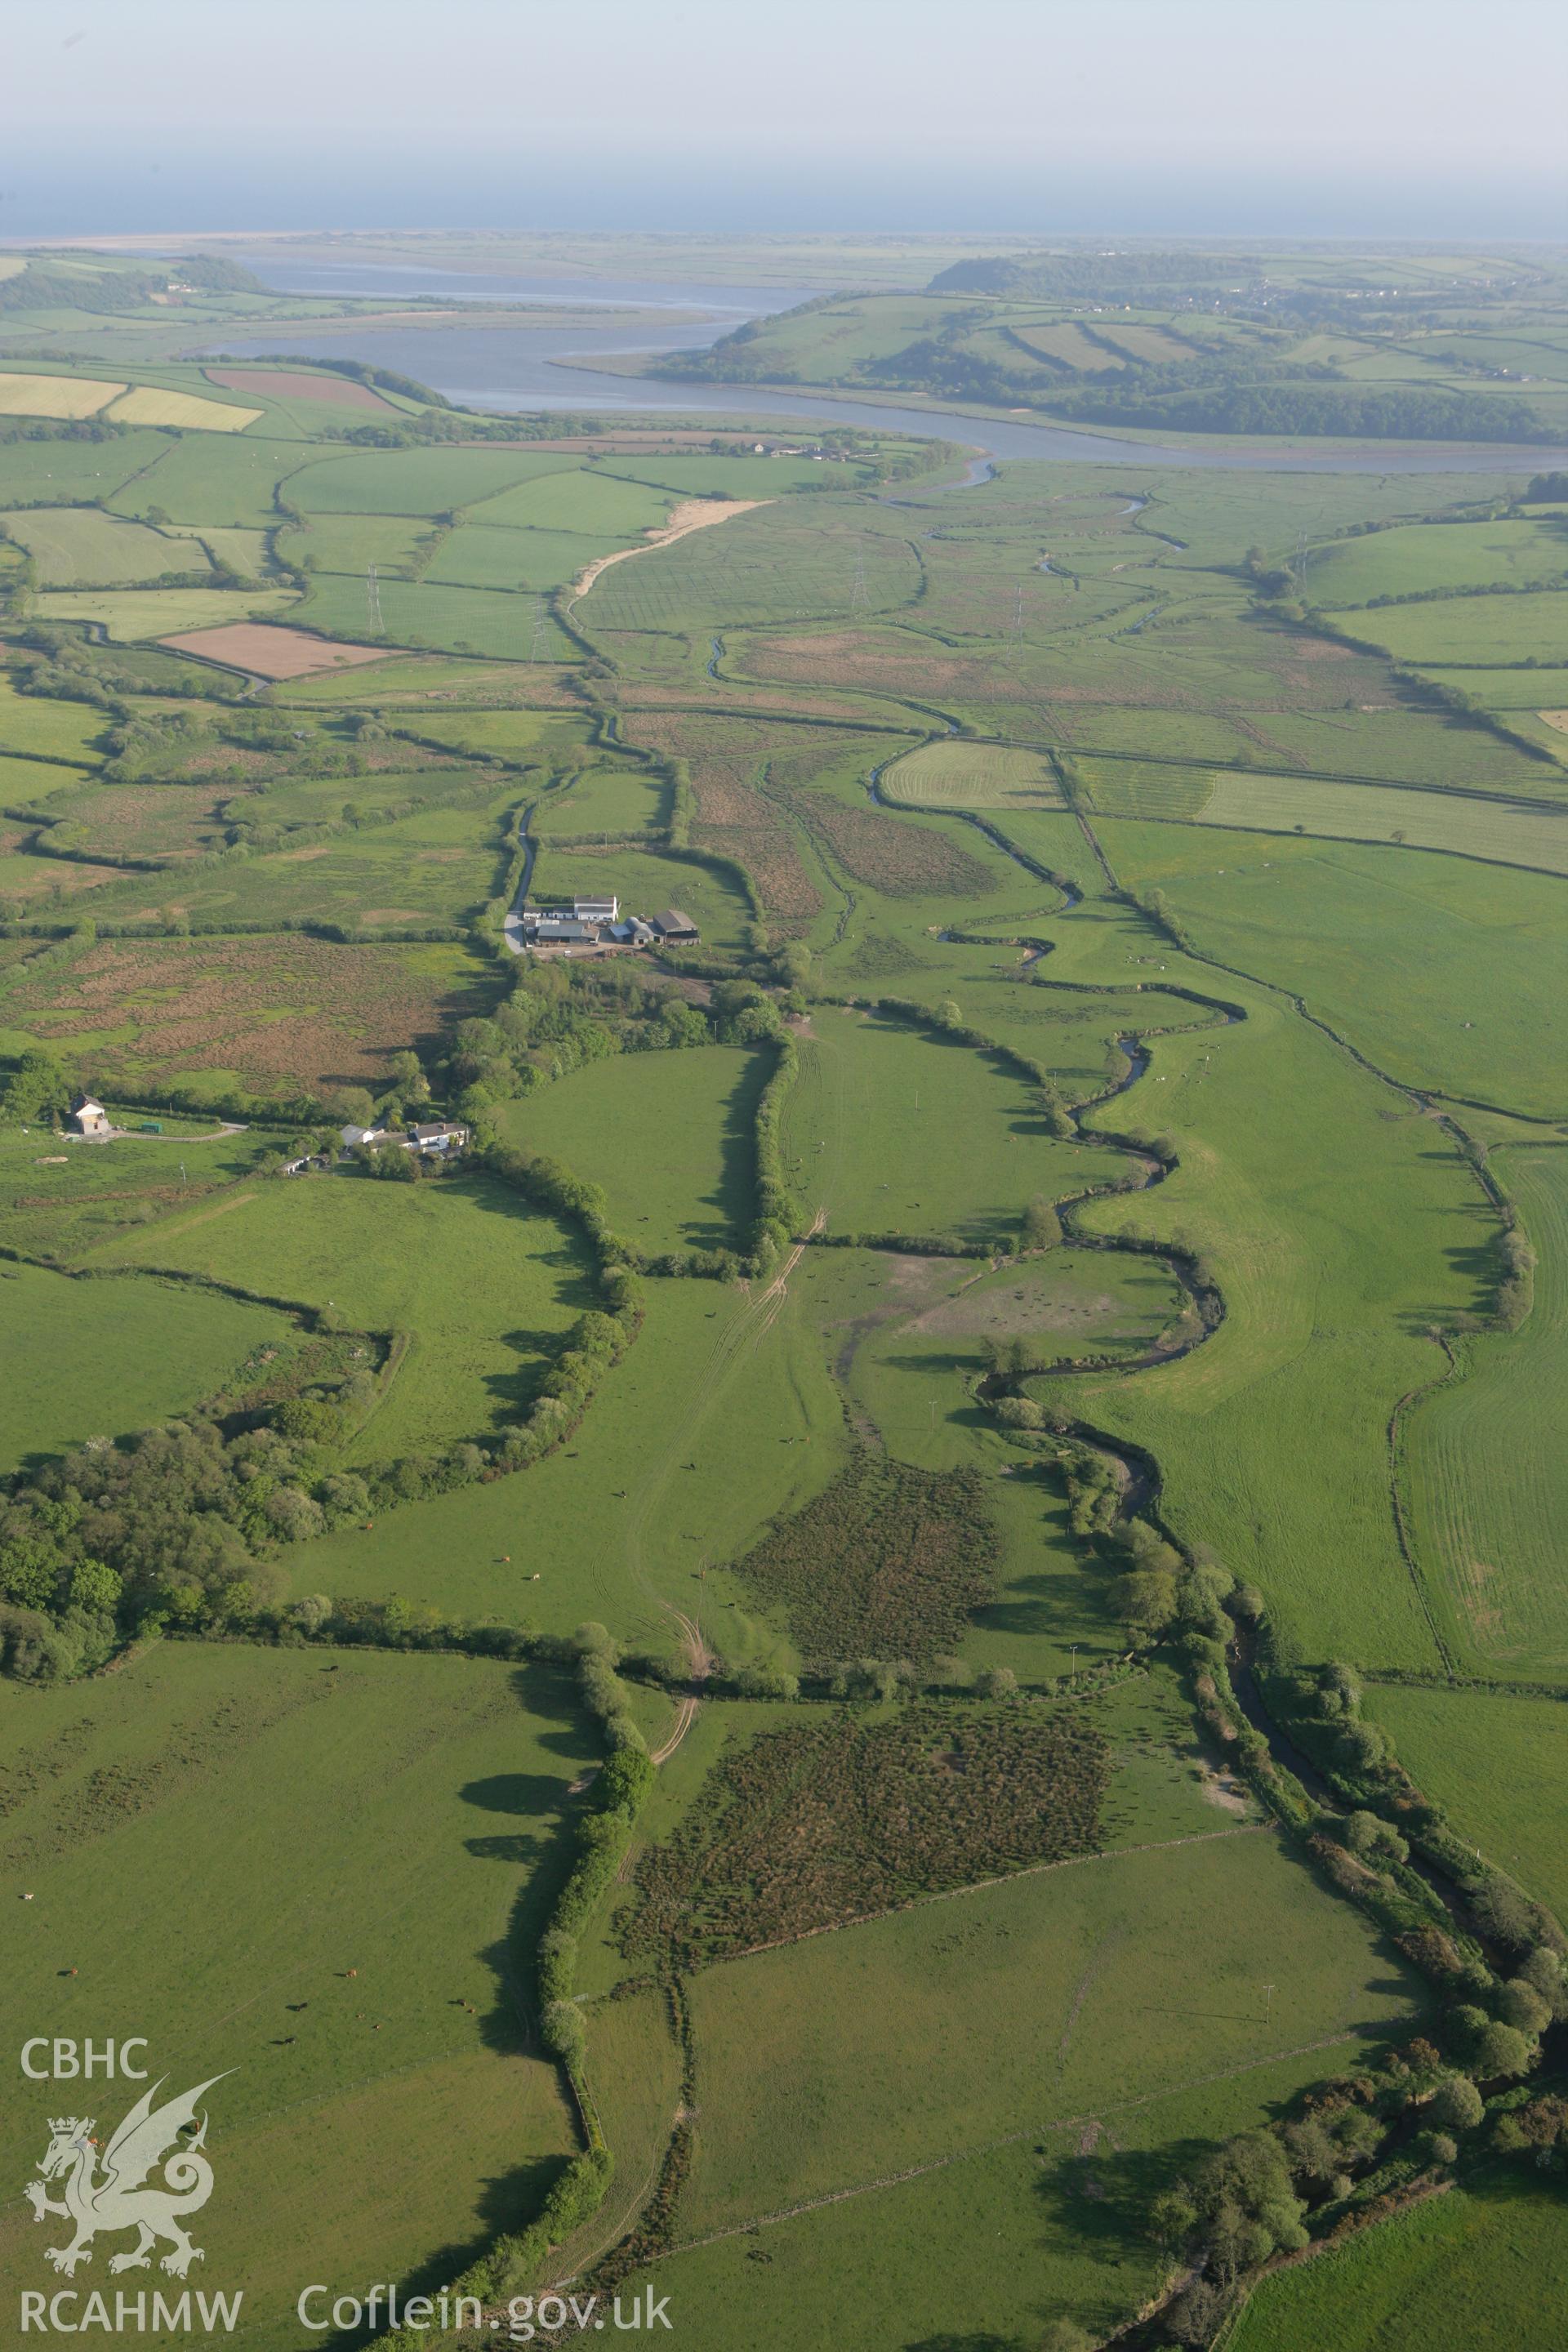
(0, 675, 105, 765)
(497, 1045, 769, 1258)
(791, 1006, 1146, 1246)
(1402, 1150, 1568, 1668)
(88, 1169, 595, 1461)
(679, 1826, 1417, 2232)
(1198, 771, 1568, 872)
(1331, 588, 1568, 667)
(0, 1120, 277, 1261)
(38, 584, 299, 639)
(420, 523, 624, 593)
(280, 1272, 848, 1643)
(1011, 902, 1487, 1664)
(4, 320, 1568, 2343)
(530, 760, 668, 835)
(288, 445, 580, 516)
(465, 466, 675, 537)
(1227, 2169, 1568, 2352)
(1307, 518, 1568, 605)
(1361, 1680, 1568, 1921)
(880, 738, 1065, 807)
(3, 508, 213, 587)
(1102, 822, 1568, 1115)
(0, 1642, 588, 2352)
(0, 1261, 290, 1470)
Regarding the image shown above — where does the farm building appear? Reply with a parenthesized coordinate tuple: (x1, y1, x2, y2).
(519, 892, 697, 952)
(652, 908, 700, 942)
(68, 1094, 111, 1138)
(408, 1120, 470, 1155)
(530, 916, 597, 945)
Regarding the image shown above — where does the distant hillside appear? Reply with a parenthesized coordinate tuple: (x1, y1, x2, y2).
(929, 249, 1262, 301)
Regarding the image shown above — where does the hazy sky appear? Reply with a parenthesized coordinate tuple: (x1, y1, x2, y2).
(5, 0, 1566, 240)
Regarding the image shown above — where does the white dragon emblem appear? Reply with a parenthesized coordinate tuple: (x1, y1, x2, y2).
(24, 2076, 229, 2278)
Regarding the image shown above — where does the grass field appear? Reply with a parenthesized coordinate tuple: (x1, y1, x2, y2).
(582, 504, 920, 635)
(0, 1120, 276, 1263)
(289, 446, 580, 517)
(1227, 2168, 1568, 2352)
(530, 761, 668, 835)
(0, 1260, 289, 1471)
(1307, 518, 1568, 605)
(465, 466, 675, 537)
(3, 507, 213, 587)
(281, 1271, 849, 1649)
(91, 1168, 595, 1461)
(0, 675, 107, 766)
(6, 361, 1568, 2342)
(788, 1007, 1137, 1248)
(1008, 895, 1486, 1666)
(38, 585, 300, 639)
(1402, 1150, 1568, 1668)
(879, 739, 1065, 807)
(297, 568, 577, 661)
(614, 2049, 1388, 2352)
(69, 790, 517, 933)
(0, 1642, 589, 2352)
(419, 522, 624, 593)
(1197, 771, 1568, 874)
(1361, 1680, 1568, 1920)
(1331, 589, 1568, 667)
(497, 1045, 770, 1259)
(677, 1811, 1418, 2232)
(106, 433, 323, 528)
(1101, 821, 1568, 1116)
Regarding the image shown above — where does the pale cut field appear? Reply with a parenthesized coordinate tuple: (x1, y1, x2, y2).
(0, 370, 122, 419)
(1200, 771, 1568, 875)
(159, 619, 394, 678)
(105, 385, 261, 432)
(880, 740, 1064, 808)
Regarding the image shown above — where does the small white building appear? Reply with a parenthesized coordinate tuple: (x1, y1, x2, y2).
(572, 895, 619, 924)
(408, 1121, 470, 1156)
(68, 1094, 111, 1138)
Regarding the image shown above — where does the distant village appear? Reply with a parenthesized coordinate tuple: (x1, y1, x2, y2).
(510, 895, 700, 955)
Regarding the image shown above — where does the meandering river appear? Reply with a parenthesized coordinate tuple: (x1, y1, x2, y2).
(197, 256, 1562, 476)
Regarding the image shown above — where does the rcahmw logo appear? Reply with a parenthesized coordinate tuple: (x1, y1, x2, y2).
(19, 2042, 242, 2334)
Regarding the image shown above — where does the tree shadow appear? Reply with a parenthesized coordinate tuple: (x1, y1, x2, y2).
(906, 2336, 1028, 2352)
(320, 2154, 571, 2352)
